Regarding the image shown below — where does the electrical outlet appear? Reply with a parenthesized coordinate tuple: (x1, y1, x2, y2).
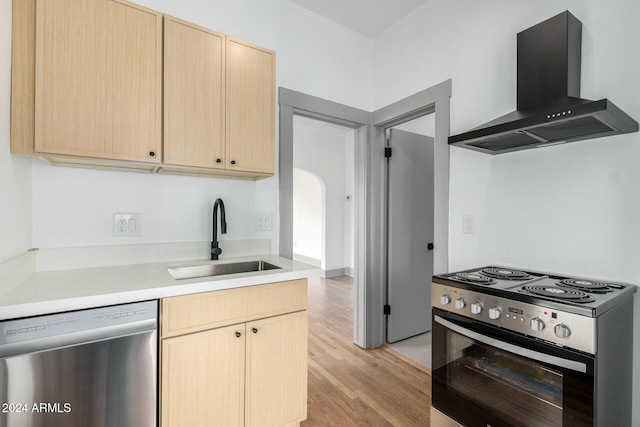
(255, 213, 273, 231)
(463, 214, 476, 234)
(113, 213, 141, 237)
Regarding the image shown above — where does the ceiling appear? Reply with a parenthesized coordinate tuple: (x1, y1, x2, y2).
(287, 0, 430, 38)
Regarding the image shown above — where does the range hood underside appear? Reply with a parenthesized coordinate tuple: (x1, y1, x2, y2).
(449, 98, 638, 155)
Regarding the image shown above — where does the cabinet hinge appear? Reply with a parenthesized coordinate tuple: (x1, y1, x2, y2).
(384, 147, 392, 158)
(383, 304, 391, 315)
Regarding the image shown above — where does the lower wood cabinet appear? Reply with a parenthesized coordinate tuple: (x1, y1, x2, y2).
(245, 311, 308, 427)
(160, 279, 308, 427)
(162, 323, 245, 426)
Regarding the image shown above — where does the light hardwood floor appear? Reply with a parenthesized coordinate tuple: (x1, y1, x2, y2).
(303, 276, 431, 426)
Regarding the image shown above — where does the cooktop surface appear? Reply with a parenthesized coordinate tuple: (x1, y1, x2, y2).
(434, 266, 636, 316)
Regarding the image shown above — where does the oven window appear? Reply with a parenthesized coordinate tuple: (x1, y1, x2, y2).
(443, 329, 563, 427)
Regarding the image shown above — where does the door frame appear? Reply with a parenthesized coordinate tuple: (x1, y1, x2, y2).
(279, 80, 451, 349)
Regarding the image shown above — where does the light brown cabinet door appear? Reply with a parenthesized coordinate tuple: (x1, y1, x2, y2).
(34, 0, 162, 162)
(245, 311, 308, 427)
(161, 324, 245, 427)
(164, 16, 225, 169)
(226, 37, 275, 175)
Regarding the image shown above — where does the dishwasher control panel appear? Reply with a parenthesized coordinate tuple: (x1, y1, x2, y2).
(0, 300, 157, 346)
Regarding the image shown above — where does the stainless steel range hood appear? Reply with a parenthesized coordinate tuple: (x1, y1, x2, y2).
(449, 11, 638, 155)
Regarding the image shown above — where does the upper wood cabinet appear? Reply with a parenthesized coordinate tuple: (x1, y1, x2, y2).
(163, 16, 226, 170)
(161, 33, 276, 178)
(11, 0, 276, 178)
(33, 0, 162, 166)
(226, 38, 276, 175)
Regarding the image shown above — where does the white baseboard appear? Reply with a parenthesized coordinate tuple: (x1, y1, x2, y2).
(292, 254, 353, 278)
(292, 253, 321, 267)
(322, 268, 346, 278)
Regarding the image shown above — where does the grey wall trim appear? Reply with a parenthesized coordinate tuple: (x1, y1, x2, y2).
(433, 96, 451, 275)
(372, 78, 452, 278)
(279, 81, 451, 350)
(353, 125, 370, 347)
(372, 80, 452, 127)
(279, 87, 371, 126)
(279, 104, 295, 259)
(364, 124, 387, 348)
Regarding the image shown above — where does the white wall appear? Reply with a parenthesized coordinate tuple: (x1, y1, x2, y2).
(373, 0, 640, 422)
(31, 162, 257, 247)
(7, 0, 373, 257)
(0, 0, 32, 263)
(135, 0, 373, 112)
(292, 169, 323, 265)
(293, 116, 355, 272)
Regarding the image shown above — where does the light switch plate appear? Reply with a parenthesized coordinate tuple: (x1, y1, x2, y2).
(113, 213, 141, 237)
(255, 213, 273, 231)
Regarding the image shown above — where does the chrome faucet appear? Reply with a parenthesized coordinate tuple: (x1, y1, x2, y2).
(211, 198, 227, 260)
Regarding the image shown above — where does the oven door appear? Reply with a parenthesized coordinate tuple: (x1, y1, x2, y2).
(432, 308, 594, 427)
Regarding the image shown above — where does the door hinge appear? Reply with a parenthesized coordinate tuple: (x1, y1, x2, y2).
(384, 147, 392, 158)
(383, 304, 391, 315)
(427, 243, 434, 251)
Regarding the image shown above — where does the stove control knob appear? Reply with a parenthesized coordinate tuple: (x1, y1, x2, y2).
(470, 302, 483, 315)
(440, 295, 451, 305)
(455, 298, 466, 309)
(554, 324, 571, 338)
(488, 307, 502, 320)
(530, 318, 545, 332)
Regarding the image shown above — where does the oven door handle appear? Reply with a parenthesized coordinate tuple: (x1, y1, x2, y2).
(434, 315, 587, 373)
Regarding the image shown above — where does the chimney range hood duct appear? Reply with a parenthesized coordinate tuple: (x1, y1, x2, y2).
(449, 11, 638, 155)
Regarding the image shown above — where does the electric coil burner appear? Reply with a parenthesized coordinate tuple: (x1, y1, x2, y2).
(557, 278, 618, 293)
(454, 272, 496, 285)
(480, 267, 533, 280)
(431, 265, 636, 427)
(522, 285, 595, 303)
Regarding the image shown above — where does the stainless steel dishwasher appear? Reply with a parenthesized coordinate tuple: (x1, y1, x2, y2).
(0, 300, 157, 427)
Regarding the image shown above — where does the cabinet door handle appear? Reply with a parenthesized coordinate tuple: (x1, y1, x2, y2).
(149, 151, 155, 157)
(235, 331, 242, 338)
(216, 158, 222, 163)
(230, 160, 236, 165)
(251, 328, 258, 334)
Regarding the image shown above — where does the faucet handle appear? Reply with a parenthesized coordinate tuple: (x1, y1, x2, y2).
(211, 247, 222, 256)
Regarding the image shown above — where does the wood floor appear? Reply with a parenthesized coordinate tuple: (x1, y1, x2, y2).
(302, 276, 431, 426)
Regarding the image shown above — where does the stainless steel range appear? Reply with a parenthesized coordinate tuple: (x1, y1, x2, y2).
(431, 266, 636, 427)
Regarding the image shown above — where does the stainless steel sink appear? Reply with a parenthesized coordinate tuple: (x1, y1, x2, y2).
(167, 260, 281, 280)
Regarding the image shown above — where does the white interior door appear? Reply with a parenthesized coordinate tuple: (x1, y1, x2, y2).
(386, 128, 434, 343)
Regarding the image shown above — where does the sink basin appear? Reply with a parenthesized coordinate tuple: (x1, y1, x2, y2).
(167, 260, 281, 280)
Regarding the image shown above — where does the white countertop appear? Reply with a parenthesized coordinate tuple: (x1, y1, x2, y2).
(0, 255, 320, 320)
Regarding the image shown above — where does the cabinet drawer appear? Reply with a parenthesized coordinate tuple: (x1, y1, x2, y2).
(161, 279, 307, 338)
